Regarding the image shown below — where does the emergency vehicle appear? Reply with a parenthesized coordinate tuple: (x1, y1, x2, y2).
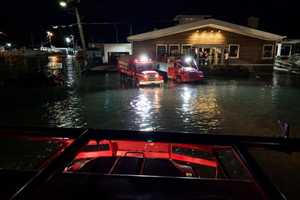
(118, 55, 164, 87)
(167, 56, 204, 83)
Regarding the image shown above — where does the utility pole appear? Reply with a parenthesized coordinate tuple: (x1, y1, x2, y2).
(59, 0, 86, 50)
(74, 7, 86, 50)
(113, 24, 119, 43)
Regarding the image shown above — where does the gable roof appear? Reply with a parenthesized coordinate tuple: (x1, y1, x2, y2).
(128, 18, 286, 42)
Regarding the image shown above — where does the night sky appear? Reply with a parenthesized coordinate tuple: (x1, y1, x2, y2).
(0, 0, 299, 47)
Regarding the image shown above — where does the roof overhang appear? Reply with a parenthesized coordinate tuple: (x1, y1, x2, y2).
(128, 19, 286, 42)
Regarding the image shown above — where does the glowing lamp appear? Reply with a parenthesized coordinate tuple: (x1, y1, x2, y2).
(65, 37, 72, 44)
(47, 31, 53, 37)
(59, 1, 67, 7)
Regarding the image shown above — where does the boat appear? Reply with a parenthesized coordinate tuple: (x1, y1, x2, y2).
(274, 39, 300, 74)
(1, 128, 298, 200)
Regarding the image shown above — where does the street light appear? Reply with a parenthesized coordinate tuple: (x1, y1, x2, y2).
(59, 1, 67, 8)
(58, 0, 86, 51)
(65, 36, 72, 44)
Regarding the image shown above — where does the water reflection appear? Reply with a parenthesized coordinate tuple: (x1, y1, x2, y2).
(42, 57, 86, 127)
(272, 72, 300, 88)
(63, 56, 81, 88)
(177, 86, 222, 133)
(43, 90, 86, 128)
(130, 88, 161, 131)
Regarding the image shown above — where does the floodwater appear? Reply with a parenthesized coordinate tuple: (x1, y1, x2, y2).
(1, 57, 300, 137)
(1, 57, 300, 199)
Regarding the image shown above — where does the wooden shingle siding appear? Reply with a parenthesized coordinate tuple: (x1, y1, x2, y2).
(132, 27, 276, 65)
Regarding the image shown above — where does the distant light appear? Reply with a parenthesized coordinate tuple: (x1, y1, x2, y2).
(59, 1, 67, 8)
(52, 26, 59, 29)
(196, 30, 200, 33)
(65, 37, 72, 44)
(6, 43, 12, 47)
(218, 30, 221, 33)
(184, 56, 192, 63)
(210, 30, 214, 33)
(47, 31, 53, 37)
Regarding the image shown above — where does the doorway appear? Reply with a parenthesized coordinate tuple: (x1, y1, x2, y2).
(193, 45, 224, 66)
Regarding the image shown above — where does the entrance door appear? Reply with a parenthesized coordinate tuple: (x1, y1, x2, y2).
(194, 45, 224, 66)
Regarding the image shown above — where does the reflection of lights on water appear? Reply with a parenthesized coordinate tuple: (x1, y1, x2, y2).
(44, 91, 86, 128)
(49, 56, 59, 63)
(181, 86, 192, 112)
(194, 88, 221, 120)
(130, 88, 161, 131)
(179, 86, 222, 132)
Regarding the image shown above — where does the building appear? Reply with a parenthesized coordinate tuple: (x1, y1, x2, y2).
(128, 17, 286, 66)
(89, 43, 132, 64)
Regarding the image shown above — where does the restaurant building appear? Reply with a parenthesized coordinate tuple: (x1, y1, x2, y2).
(128, 17, 286, 66)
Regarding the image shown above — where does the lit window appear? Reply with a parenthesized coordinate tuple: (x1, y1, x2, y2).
(228, 44, 240, 58)
(262, 44, 274, 59)
(181, 44, 192, 55)
(169, 44, 180, 57)
(156, 44, 168, 60)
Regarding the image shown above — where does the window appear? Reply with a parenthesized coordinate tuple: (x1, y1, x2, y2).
(228, 44, 240, 58)
(262, 44, 274, 59)
(181, 44, 192, 55)
(280, 44, 291, 57)
(169, 44, 180, 57)
(156, 44, 168, 60)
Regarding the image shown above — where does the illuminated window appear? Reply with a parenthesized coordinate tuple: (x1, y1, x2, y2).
(169, 44, 180, 57)
(156, 44, 168, 60)
(181, 44, 192, 55)
(262, 44, 274, 59)
(228, 44, 240, 59)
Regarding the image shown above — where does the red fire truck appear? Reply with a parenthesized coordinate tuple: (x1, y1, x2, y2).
(167, 56, 204, 83)
(118, 55, 164, 87)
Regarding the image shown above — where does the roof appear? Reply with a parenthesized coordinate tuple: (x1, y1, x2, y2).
(281, 39, 300, 44)
(128, 18, 286, 42)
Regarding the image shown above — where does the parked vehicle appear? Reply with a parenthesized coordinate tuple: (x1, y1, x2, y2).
(167, 56, 204, 83)
(118, 55, 164, 87)
(274, 40, 300, 74)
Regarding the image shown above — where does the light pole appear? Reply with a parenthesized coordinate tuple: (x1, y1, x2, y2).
(47, 31, 54, 47)
(59, 0, 86, 51)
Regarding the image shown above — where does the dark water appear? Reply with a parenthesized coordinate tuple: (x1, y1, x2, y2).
(1, 58, 300, 199)
(1, 58, 300, 137)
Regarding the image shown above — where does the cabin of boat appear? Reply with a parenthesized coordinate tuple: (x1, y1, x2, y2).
(274, 39, 300, 74)
(1, 128, 296, 200)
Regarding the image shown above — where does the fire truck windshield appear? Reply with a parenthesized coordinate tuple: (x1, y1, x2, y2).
(179, 60, 198, 69)
(136, 64, 155, 73)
